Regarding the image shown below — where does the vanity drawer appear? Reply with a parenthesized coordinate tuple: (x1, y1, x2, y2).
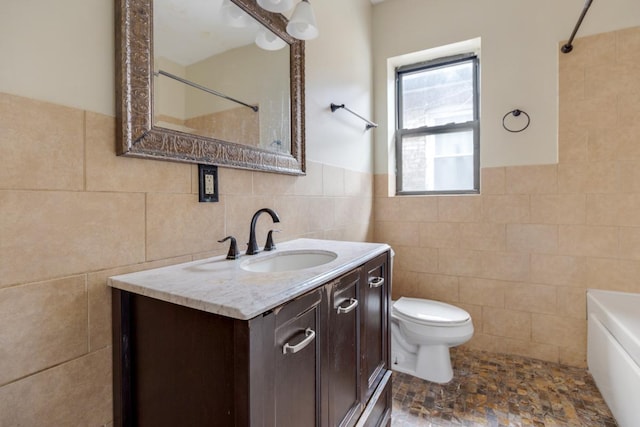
(274, 294, 322, 427)
(326, 269, 363, 427)
(356, 370, 392, 427)
(361, 252, 390, 401)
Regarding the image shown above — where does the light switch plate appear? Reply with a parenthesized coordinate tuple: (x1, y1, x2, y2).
(198, 164, 219, 203)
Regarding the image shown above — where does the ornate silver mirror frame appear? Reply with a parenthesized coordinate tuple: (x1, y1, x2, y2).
(115, 0, 305, 175)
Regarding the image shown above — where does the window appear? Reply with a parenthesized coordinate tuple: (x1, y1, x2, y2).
(396, 54, 479, 194)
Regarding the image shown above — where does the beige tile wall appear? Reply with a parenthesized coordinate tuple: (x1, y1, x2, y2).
(0, 92, 373, 425)
(1, 23, 636, 426)
(185, 106, 260, 147)
(375, 26, 640, 368)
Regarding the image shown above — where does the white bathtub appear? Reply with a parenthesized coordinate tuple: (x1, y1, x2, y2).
(587, 289, 640, 427)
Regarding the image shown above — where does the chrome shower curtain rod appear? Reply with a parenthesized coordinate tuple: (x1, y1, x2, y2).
(561, 0, 594, 53)
(154, 70, 259, 112)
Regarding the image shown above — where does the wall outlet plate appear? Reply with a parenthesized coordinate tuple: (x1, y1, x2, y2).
(198, 164, 219, 203)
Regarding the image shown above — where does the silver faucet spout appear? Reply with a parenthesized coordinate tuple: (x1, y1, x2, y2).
(247, 208, 280, 255)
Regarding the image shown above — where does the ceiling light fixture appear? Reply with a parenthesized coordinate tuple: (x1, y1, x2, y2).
(221, 0, 252, 28)
(255, 28, 287, 50)
(256, 0, 318, 41)
(286, 0, 318, 40)
(257, 0, 295, 13)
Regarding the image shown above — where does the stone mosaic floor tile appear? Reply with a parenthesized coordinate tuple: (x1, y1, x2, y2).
(391, 348, 617, 427)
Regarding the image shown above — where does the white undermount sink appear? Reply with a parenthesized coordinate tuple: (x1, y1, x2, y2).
(240, 250, 338, 273)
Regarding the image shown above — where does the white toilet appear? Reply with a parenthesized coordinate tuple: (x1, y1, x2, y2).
(391, 297, 474, 384)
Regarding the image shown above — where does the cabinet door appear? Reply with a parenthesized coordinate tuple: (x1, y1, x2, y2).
(360, 253, 390, 402)
(274, 289, 322, 427)
(327, 269, 362, 427)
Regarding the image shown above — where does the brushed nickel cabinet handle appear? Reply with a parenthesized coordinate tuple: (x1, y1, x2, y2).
(283, 328, 316, 355)
(337, 298, 359, 314)
(369, 277, 384, 288)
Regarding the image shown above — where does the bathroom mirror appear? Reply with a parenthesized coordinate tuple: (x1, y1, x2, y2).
(115, 0, 305, 175)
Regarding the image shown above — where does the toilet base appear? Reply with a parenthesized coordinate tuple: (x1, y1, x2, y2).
(391, 323, 455, 384)
(416, 344, 454, 383)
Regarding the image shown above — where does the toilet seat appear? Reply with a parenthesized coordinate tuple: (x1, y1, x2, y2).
(393, 297, 470, 327)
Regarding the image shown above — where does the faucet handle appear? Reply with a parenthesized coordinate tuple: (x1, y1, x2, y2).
(218, 236, 240, 260)
(264, 229, 280, 251)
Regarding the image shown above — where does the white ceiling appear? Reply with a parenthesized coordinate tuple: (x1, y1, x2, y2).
(155, 0, 387, 67)
(154, 0, 262, 66)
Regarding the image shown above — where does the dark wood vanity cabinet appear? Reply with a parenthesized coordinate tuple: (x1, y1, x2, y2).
(273, 288, 323, 427)
(325, 269, 362, 427)
(361, 254, 390, 402)
(112, 251, 391, 427)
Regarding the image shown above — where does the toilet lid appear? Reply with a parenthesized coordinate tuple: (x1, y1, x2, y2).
(393, 297, 470, 326)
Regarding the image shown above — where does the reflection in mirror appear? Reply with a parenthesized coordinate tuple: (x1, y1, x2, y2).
(153, 0, 291, 154)
(115, 0, 305, 175)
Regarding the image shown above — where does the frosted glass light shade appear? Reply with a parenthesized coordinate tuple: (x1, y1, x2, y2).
(286, 0, 318, 40)
(257, 0, 294, 13)
(255, 28, 287, 51)
(221, 0, 251, 28)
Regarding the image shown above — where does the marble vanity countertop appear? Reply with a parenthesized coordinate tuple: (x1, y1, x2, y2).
(108, 238, 391, 320)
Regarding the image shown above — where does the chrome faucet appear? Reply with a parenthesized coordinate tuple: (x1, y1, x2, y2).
(246, 208, 281, 255)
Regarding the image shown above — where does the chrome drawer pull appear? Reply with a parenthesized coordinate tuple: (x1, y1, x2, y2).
(337, 298, 359, 314)
(369, 277, 384, 288)
(283, 328, 316, 355)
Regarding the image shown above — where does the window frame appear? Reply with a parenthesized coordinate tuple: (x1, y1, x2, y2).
(395, 53, 480, 196)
